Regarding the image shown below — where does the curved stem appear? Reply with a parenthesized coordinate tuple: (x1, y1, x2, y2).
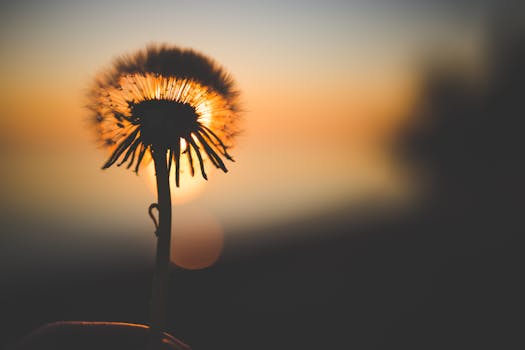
(149, 147, 172, 339)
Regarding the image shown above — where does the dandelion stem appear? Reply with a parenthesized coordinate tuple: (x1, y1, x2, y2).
(149, 147, 172, 343)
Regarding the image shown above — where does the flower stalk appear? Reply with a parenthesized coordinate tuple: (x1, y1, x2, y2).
(149, 148, 172, 337)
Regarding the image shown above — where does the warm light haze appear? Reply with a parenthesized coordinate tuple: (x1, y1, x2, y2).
(1, 0, 485, 266)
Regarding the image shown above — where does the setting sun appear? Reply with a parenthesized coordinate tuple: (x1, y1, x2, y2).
(144, 160, 208, 205)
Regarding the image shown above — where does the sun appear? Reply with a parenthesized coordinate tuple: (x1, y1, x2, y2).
(144, 159, 208, 205)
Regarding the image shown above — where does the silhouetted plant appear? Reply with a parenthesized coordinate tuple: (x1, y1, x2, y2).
(87, 44, 240, 344)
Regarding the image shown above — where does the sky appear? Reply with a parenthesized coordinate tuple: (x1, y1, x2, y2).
(0, 0, 486, 268)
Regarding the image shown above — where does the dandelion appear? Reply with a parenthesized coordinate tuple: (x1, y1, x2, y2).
(86, 44, 240, 343)
(88, 44, 240, 185)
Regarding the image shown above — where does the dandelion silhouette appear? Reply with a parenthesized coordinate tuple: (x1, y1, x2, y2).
(87, 44, 240, 344)
(89, 45, 240, 184)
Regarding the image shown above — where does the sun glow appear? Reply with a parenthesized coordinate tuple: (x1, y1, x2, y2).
(144, 152, 208, 205)
(94, 73, 226, 148)
(90, 62, 239, 186)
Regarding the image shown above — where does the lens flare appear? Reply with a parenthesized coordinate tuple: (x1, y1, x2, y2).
(170, 209, 224, 270)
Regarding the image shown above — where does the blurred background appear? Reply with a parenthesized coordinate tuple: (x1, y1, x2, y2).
(1, 0, 523, 349)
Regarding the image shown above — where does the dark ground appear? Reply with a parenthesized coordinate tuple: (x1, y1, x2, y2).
(1, 197, 522, 349)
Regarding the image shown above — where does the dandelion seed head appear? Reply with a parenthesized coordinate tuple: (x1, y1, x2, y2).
(87, 44, 241, 186)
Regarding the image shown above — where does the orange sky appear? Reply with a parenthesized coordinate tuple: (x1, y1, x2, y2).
(0, 1, 484, 248)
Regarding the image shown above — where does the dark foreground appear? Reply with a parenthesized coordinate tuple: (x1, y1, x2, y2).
(1, 201, 521, 350)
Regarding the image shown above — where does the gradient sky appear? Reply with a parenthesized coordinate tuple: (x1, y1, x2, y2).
(0, 0, 485, 257)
